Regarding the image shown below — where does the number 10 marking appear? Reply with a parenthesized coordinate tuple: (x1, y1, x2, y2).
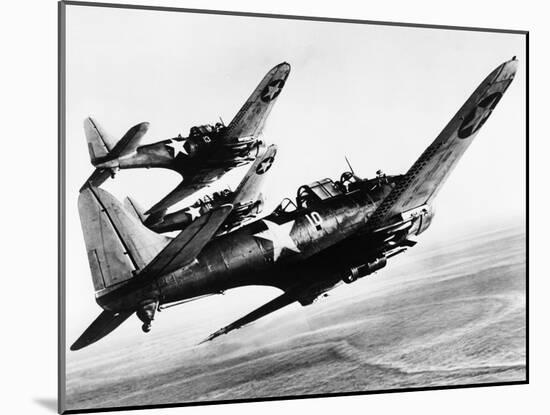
(306, 211, 323, 231)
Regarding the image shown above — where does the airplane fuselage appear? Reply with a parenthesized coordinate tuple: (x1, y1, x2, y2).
(97, 127, 261, 176)
(97, 176, 431, 312)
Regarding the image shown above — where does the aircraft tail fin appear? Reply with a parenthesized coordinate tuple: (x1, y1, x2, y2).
(84, 117, 117, 164)
(78, 187, 169, 295)
(82, 117, 149, 188)
(123, 196, 148, 224)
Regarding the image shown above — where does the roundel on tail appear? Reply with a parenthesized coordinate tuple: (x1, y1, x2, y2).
(458, 92, 503, 139)
(261, 79, 285, 102)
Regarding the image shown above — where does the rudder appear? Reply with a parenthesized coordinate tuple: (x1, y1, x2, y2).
(84, 117, 116, 165)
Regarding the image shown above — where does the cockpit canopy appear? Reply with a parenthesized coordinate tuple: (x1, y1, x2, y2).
(296, 178, 343, 208)
(189, 124, 214, 137)
(273, 171, 402, 215)
(189, 123, 226, 138)
(275, 178, 345, 214)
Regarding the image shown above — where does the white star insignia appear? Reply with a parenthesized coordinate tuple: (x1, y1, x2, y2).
(256, 157, 273, 174)
(263, 83, 281, 101)
(166, 139, 188, 157)
(462, 106, 483, 131)
(185, 205, 201, 221)
(254, 219, 300, 261)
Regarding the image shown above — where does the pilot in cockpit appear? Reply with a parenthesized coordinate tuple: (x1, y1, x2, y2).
(376, 169, 387, 185)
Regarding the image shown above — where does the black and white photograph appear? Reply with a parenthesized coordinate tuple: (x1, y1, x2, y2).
(59, 2, 527, 413)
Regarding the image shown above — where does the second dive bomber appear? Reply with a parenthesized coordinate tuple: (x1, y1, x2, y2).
(72, 58, 518, 350)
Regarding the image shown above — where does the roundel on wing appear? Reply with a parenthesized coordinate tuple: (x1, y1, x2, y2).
(256, 156, 275, 174)
(457, 92, 503, 139)
(260, 79, 285, 103)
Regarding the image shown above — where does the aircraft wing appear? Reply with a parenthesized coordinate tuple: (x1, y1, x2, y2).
(138, 204, 233, 281)
(368, 58, 518, 230)
(231, 144, 277, 206)
(146, 179, 206, 215)
(224, 62, 290, 142)
(200, 292, 296, 343)
(70, 310, 133, 351)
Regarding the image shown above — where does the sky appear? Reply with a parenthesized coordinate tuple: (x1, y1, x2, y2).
(64, 5, 526, 357)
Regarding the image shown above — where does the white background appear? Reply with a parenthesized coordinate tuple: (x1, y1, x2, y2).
(0, 0, 545, 414)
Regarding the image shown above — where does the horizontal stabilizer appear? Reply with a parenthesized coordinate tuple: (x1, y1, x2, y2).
(109, 121, 149, 159)
(71, 310, 133, 351)
(138, 204, 233, 281)
(84, 117, 149, 165)
(80, 167, 113, 191)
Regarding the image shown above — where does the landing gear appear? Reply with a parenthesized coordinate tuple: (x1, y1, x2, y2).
(136, 300, 158, 334)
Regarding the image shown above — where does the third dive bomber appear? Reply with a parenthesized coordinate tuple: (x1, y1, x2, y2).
(72, 58, 518, 350)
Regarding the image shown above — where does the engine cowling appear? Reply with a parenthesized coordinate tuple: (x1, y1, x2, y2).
(342, 257, 387, 284)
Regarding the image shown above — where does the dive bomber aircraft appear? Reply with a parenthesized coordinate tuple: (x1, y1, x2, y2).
(71, 57, 518, 350)
(81, 62, 290, 216)
(125, 144, 277, 234)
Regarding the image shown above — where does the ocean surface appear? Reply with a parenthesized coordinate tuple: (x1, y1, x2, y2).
(65, 223, 526, 410)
